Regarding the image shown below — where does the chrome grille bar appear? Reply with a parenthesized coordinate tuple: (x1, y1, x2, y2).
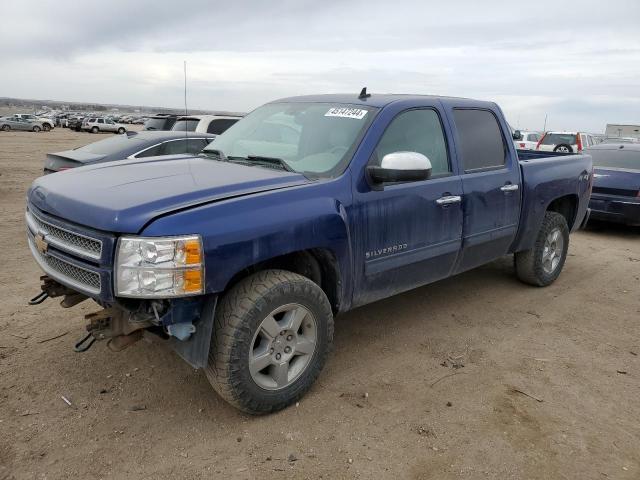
(26, 209, 102, 261)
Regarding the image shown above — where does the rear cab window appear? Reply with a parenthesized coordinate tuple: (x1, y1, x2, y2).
(452, 109, 506, 172)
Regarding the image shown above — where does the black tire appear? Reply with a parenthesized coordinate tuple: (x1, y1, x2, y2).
(91, 126, 99, 133)
(1, 124, 9, 132)
(32, 126, 41, 132)
(553, 144, 573, 153)
(205, 269, 334, 414)
(515, 211, 569, 286)
(43, 124, 51, 132)
(117, 127, 125, 134)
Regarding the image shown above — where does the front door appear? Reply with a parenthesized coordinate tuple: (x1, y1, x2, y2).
(351, 106, 463, 307)
(447, 108, 521, 273)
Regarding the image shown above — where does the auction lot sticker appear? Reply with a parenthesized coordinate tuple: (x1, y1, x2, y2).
(325, 107, 368, 120)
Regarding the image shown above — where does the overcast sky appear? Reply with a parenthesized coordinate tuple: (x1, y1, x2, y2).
(1, 0, 639, 132)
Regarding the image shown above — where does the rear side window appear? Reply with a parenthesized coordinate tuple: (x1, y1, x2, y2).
(171, 119, 199, 132)
(453, 109, 506, 171)
(136, 144, 164, 158)
(374, 109, 450, 176)
(206, 118, 239, 135)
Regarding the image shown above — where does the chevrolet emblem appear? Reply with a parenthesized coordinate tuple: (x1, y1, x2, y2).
(34, 233, 48, 254)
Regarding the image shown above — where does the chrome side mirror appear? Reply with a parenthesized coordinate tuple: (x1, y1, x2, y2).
(367, 151, 432, 184)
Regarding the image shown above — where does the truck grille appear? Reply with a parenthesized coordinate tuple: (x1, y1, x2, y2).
(26, 209, 102, 260)
(28, 234, 101, 295)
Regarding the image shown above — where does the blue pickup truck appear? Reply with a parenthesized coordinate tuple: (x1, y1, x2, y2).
(26, 92, 592, 414)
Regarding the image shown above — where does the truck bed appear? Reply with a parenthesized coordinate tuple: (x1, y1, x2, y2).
(511, 152, 592, 253)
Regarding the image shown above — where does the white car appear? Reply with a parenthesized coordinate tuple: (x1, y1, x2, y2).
(82, 117, 127, 134)
(170, 114, 243, 134)
(12, 114, 55, 130)
(536, 131, 596, 153)
(513, 131, 542, 150)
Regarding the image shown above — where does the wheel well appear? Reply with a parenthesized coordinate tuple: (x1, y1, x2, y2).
(224, 249, 342, 314)
(547, 194, 578, 229)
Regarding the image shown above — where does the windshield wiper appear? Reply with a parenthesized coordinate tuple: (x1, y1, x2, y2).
(227, 155, 294, 172)
(199, 149, 228, 162)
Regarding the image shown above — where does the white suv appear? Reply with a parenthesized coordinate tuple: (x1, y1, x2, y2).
(536, 131, 595, 153)
(82, 118, 127, 134)
(513, 131, 542, 150)
(170, 114, 242, 134)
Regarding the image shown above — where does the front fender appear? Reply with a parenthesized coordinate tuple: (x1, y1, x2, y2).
(141, 175, 354, 308)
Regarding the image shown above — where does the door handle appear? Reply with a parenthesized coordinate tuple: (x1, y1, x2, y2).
(436, 195, 462, 206)
(500, 184, 519, 192)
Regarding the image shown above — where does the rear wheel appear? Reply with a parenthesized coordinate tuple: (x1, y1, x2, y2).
(117, 127, 125, 134)
(1, 125, 9, 132)
(515, 211, 569, 286)
(205, 270, 334, 414)
(91, 126, 99, 133)
(32, 126, 41, 132)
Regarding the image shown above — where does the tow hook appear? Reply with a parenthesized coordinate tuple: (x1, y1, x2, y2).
(28, 275, 88, 308)
(28, 291, 49, 305)
(73, 307, 151, 354)
(74, 332, 96, 352)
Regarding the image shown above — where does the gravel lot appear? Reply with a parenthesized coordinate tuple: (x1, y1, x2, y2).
(1, 128, 639, 480)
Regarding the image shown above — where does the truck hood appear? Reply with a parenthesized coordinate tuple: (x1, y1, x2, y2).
(29, 155, 309, 233)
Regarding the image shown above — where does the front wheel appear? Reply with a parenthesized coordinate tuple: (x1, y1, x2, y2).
(32, 126, 41, 132)
(515, 211, 569, 286)
(43, 124, 51, 132)
(91, 126, 99, 133)
(117, 127, 125, 134)
(1, 125, 10, 132)
(205, 270, 334, 414)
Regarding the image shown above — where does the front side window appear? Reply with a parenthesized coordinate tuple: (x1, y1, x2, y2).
(202, 102, 377, 177)
(453, 109, 506, 171)
(373, 109, 450, 176)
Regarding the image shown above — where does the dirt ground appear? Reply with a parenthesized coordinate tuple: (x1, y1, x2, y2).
(1, 128, 639, 480)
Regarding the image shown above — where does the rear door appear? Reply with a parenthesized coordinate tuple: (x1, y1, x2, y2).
(448, 108, 521, 273)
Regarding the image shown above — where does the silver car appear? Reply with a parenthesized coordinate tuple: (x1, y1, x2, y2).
(0, 116, 46, 132)
(82, 117, 127, 134)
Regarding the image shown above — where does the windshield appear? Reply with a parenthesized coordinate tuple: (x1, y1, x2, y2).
(74, 135, 141, 154)
(588, 148, 640, 170)
(541, 133, 577, 145)
(202, 102, 376, 176)
(171, 119, 199, 132)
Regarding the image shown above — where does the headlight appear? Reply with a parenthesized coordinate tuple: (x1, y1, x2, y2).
(115, 235, 204, 298)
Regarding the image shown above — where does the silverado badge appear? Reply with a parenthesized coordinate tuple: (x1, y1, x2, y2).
(34, 233, 48, 254)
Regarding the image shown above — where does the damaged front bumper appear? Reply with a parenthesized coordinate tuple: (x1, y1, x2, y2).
(29, 275, 216, 369)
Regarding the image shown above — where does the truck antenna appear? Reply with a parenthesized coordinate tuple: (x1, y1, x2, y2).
(358, 87, 371, 100)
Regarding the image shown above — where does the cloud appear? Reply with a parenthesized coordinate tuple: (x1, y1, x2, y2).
(1, 0, 639, 131)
